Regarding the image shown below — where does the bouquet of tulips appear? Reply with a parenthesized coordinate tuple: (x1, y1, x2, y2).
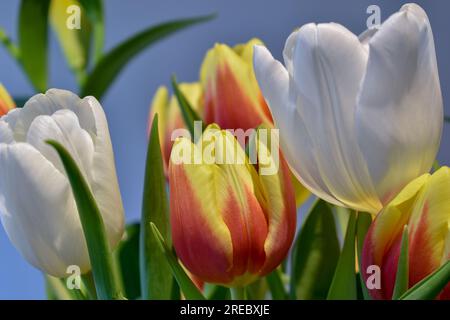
(0, 1, 448, 301)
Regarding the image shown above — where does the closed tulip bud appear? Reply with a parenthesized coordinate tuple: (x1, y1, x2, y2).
(149, 83, 202, 174)
(254, 3, 443, 214)
(201, 38, 273, 130)
(362, 167, 450, 300)
(0, 89, 124, 277)
(168, 124, 296, 286)
(0, 83, 15, 115)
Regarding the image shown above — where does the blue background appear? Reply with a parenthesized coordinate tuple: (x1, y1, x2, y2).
(0, 0, 448, 299)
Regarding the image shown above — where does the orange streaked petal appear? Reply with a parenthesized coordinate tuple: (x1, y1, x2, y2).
(200, 40, 272, 130)
(0, 83, 15, 115)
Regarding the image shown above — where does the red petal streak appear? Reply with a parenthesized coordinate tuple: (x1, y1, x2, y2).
(221, 186, 268, 277)
(169, 164, 233, 284)
(409, 202, 450, 299)
(204, 63, 272, 130)
(260, 157, 297, 275)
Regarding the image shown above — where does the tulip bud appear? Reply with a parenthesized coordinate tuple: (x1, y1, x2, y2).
(0, 89, 125, 277)
(362, 167, 450, 300)
(254, 3, 443, 214)
(168, 124, 296, 286)
(0, 83, 15, 116)
(201, 38, 272, 130)
(149, 83, 202, 174)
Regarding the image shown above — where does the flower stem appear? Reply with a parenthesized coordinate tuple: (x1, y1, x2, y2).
(231, 287, 247, 300)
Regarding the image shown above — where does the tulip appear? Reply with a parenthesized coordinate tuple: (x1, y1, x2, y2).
(149, 39, 310, 204)
(253, 3, 443, 214)
(362, 166, 450, 300)
(168, 124, 296, 286)
(149, 83, 202, 174)
(201, 38, 273, 130)
(0, 83, 15, 115)
(0, 89, 124, 277)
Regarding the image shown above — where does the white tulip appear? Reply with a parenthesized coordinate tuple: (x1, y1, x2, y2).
(253, 3, 443, 214)
(0, 89, 124, 277)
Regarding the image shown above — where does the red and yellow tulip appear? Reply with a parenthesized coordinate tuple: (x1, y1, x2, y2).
(362, 167, 450, 300)
(149, 39, 309, 205)
(200, 38, 273, 130)
(149, 83, 202, 174)
(0, 83, 15, 115)
(168, 124, 296, 286)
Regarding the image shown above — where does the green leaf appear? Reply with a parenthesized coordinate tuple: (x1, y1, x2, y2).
(49, 0, 91, 85)
(47, 140, 123, 300)
(0, 28, 20, 61)
(400, 261, 450, 300)
(79, 0, 104, 63)
(205, 285, 231, 300)
(266, 268, 288, 300)
(392, 226, 409, 300)
(81, 14, 215, 99)
(46, 276, 77, 300)
(116, 223, 141, 300)
(140, 115, 173, 299)
(171, 75, 203, 137)
(290, 199, 340, 299)
(19, 0, 50, 92)
(356, 212, 372, 300)
(246, 278, 267, 300)
(149, 222, 205, 300)
(327, 210, 357, 300)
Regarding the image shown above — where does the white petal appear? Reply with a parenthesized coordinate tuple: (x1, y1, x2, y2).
(254, 45, 344, 207)
(82, 97, 124, 248)
(7, 89, 96, 142)
(282, 28, 300, 76)
(289, 23, 381, 212)
(26, 109, 95, 182)
(0, 143, 89, 277)
(356, 3, 443, 203)
(0, 119, 14, 143)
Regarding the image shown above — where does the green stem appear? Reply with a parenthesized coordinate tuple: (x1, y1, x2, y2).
(0, 28, 21, 61)
(231, 287, 247, 300)
(81, 272, 98, 299)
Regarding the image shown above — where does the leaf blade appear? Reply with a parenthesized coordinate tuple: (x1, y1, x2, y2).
(171, 75, 203, 137)
(327, 210, 357, 300)
(356, 212, 372, 300)
(47, 140, 122, 300)
(139, 115, 173, 299)
(400, 261, 450, 300)
(392, 226, 409, 300)
(19, 0, 50, 92)
(81, 14, 215, 99)
(266, 268, 288, 300)
(290, 199, 340, 299)
(150, 223, 205, 300)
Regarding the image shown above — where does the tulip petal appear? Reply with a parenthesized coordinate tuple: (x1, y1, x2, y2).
(0, 143, 89, 277)
(408, 167, 450, 294)
(253, 45, 344, 208)
(26, 109, 95, 182)
(201, 41, 272, 130)
(169, 137, 235, 284)
(5, 89, 124, 249)
(4, 89, 96, 142)
(0, 83, 15, 115)
(288, 22, 381, 213)
(356, 3, 443, 204)
(0, 120, 14, 143)
(82, 96, 125, 248)
(362, 173, 429, 299)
